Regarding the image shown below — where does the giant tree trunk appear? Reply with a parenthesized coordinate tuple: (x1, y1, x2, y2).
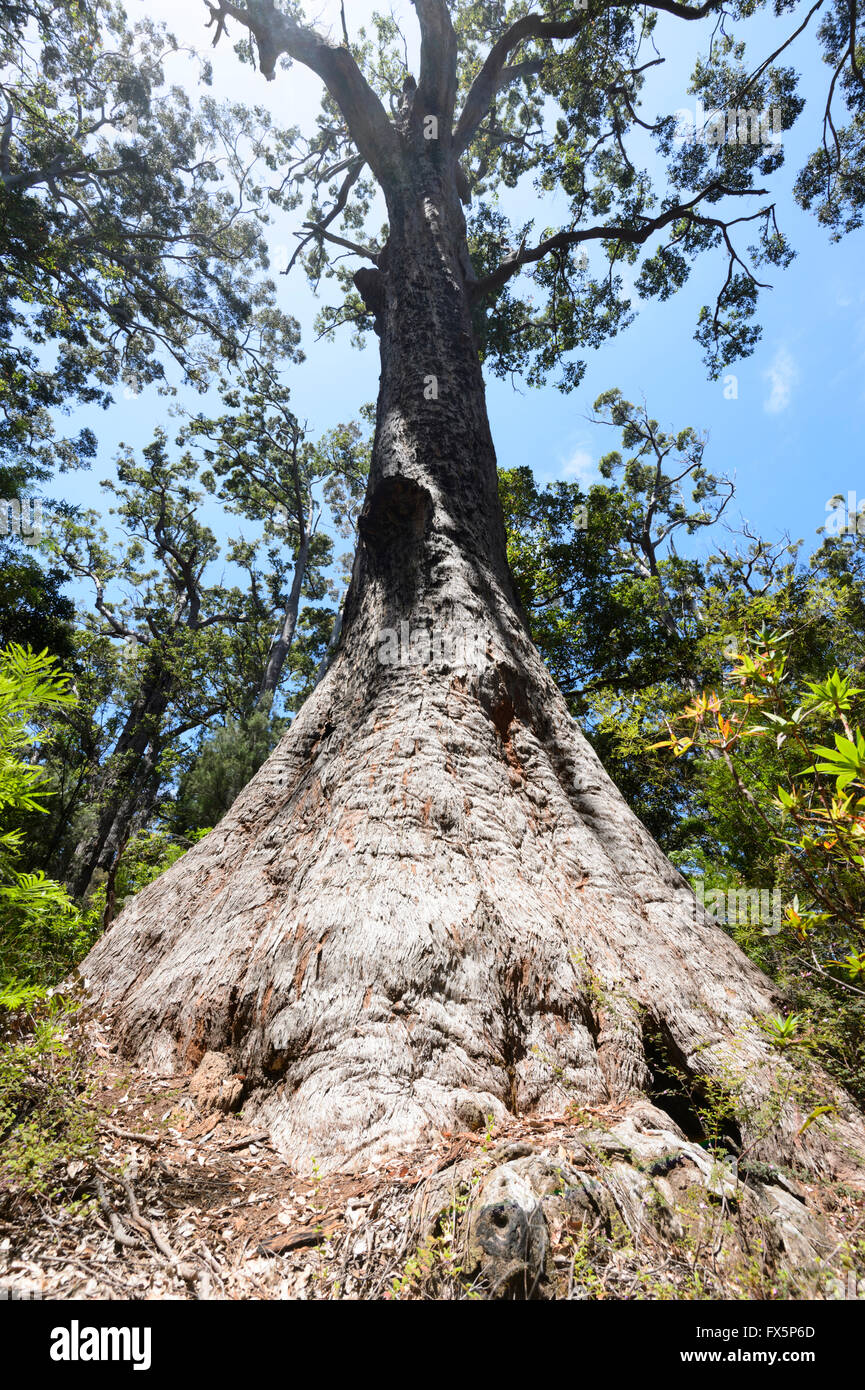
(81, 147, 865, 1188)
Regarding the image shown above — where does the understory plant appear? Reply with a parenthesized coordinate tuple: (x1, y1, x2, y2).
(655, 629, 865, 1099)
(0, 646, 83, 1010)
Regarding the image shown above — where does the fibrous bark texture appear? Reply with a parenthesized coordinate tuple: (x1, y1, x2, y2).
(82, 104, 865, 1186)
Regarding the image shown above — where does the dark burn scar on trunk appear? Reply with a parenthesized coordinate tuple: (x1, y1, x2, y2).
(353, 266, 385, 333)
(359, 474, 432, 562)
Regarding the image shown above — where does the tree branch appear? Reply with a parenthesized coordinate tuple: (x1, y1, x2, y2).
(302, 223, 379, 262)
(286, 156, 371, 273)
(454, 0, 723, 156)
(411, 0, 458, 126)
(0, 97, 12, 180)
(204, 1, 401, 183)
(470, 182, 766, 300)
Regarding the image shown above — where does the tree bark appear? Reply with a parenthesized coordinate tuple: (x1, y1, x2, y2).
(80, 132, 865, 1186)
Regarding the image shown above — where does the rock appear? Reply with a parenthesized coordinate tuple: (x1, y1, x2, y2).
(453, 1094, 486, 1132)
(188, 1051, 244, 1114)
(405, 1098, 853, 1299)
(490, 1141, 534, 1163)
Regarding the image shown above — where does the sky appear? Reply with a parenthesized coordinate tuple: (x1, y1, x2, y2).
(48, 0, 865, 584)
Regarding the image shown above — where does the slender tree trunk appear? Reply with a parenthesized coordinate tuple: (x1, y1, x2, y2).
(257, 522, 312, 706)
(101, 755, 162, 930)
(67, 674, 171, 898)
(313, 573, 350, 688)
(80, 157, 865, 1187)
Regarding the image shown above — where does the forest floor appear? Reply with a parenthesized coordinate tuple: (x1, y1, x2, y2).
(0, 1005, 586, 1300)
(2, 1004, 864, 1300)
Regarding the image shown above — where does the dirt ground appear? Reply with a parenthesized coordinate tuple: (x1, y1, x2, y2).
(2, 1006, 864, 1301)
(0, 1008, 567, 1299)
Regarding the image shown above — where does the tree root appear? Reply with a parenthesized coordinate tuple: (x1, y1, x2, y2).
(91, 1162, 214, 1292)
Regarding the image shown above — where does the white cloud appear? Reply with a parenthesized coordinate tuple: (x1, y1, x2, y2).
(763, 346, 798, 415)
(562, 448, 596, 483)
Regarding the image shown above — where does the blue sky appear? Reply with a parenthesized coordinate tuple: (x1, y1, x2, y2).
(49, 1, 865, 582)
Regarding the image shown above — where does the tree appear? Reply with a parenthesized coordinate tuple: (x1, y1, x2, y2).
(0, 645, 82, 1009)
(83, 0, 865, 1192)
(183, 358, 369, 706)
(656, 631, 865, 1101)
(0, 0, 299, 494)
(499, 390, 737, 843)
(501, 423, 865, 1103)
(501, 391, 735, 702)
(168, 709, 282, 835)
(15, 627, 124, 882)
(54, 435, 265, 899)
(0, 543, 75, 662)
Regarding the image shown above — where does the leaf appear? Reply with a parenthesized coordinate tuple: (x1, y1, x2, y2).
(797, 1105, 837, 1135)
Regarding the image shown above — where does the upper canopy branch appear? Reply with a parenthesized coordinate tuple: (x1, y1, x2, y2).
(454, 0, 723, 156)
(469, 181, 767, 300)
(411, 0, 459, 129)
(205, 0, 401, 183)
(285, 156, 376, 274)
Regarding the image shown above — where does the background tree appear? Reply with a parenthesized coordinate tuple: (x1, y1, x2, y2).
(183, 358, 370, 706)
(499, 414, 841, 859)
(0, 0, 299, 506)
(0, 544, 75, 663)
(53, 435, 266, 899)
(0, 646, 82, 1010)
(501, 395, 865, 1105)
(657, 624, 865, 1104)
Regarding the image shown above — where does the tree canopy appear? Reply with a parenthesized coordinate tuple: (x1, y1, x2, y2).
(0, 0, 299, 491)
(203, 0, 861, 387)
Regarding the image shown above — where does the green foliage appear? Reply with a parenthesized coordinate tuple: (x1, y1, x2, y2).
(0, 0, 299, 493)
(657, 625, 865, 1099)
(170, 712, 281, 836)
(48, 432, 299, 893)
(78, 825, 205, 940)
(182, 354, 369, 707)
(266, 0, 863, 387)
(0, 645, 75, 824)
(0, 646, 84, 1005)
(0, 1010, 97, 1198)
(0, 873, 85, 1012)
(0, 543, 75, 662)
(757, 1012, 808, 1052)
(501, 394, 865, 1104)
(794, 0, 865, 238)
(664, 631, 865, 961)
(499, 391, 734, 844)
